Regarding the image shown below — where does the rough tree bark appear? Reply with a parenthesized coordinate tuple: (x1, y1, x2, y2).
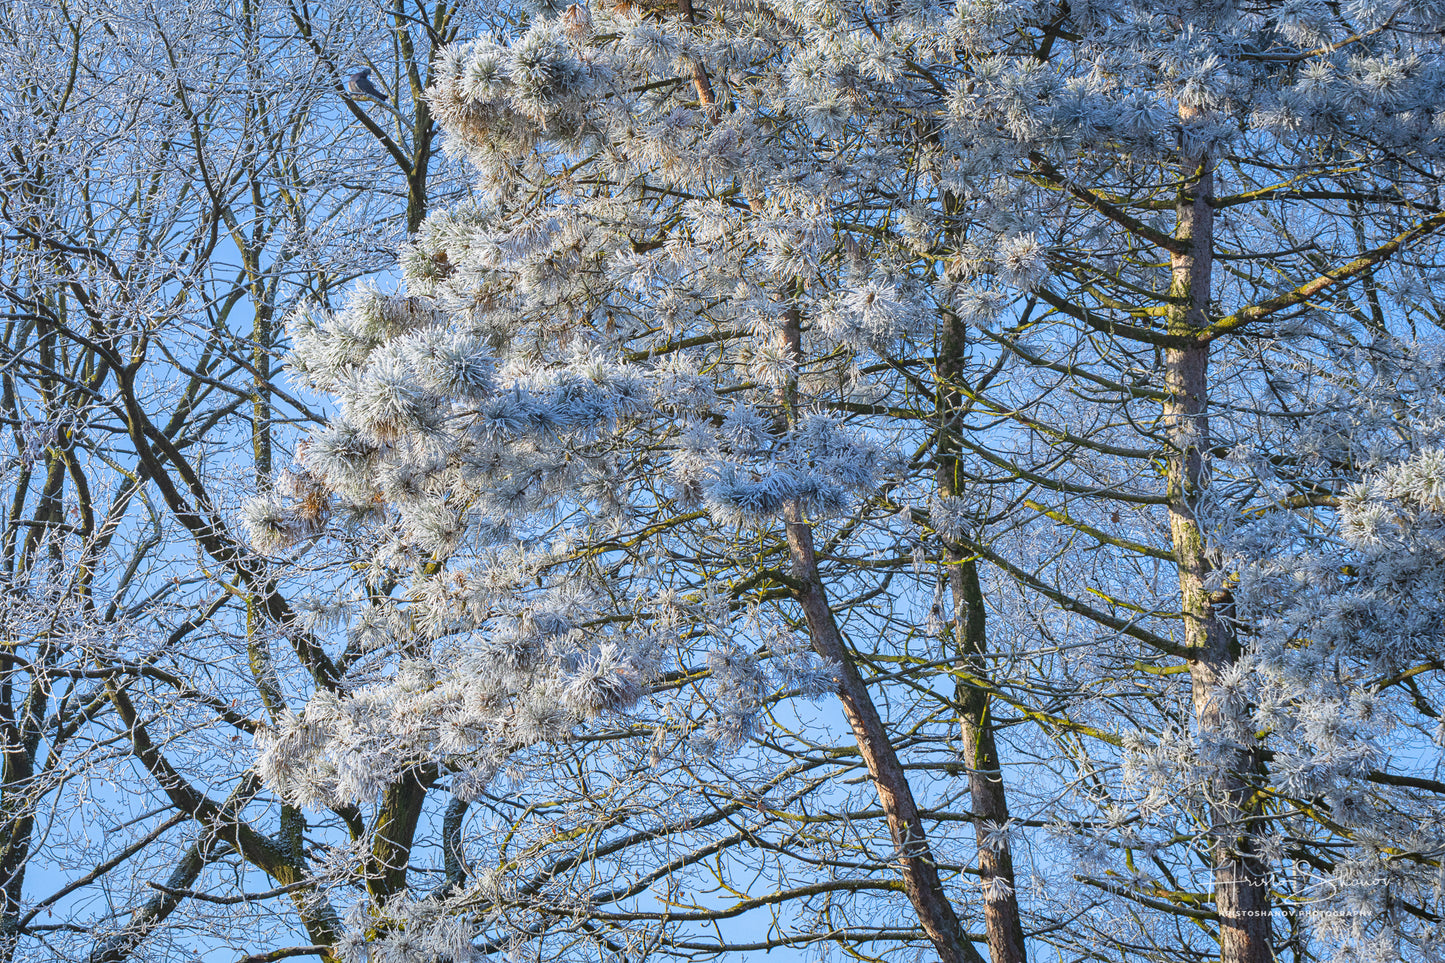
(1165, 145, 1272, 963)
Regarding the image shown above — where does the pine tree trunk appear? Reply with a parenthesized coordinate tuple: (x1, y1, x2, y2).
(948, 553, 1028, 963)
(1166, 151, 1272, 963)
(936, 303, 1027, 963)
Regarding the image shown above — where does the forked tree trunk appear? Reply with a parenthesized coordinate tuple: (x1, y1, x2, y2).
(777, 306, 985, 963)
(784, 510, 985, 963)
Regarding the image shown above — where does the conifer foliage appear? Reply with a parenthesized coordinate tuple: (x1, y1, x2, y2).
(248, 2, 1445, 963)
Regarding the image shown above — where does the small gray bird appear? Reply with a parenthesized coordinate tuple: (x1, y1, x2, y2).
(346, 68, 389, 103)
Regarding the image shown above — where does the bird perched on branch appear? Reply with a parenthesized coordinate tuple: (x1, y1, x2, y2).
(346, 68, 389, 103)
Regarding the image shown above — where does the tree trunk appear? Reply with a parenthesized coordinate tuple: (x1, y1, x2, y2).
(1165, 150, 1272, 963)
(948, 554, 1028, 963)
(777, 304, 984, 963)
(936, 301, 1027, 963)
(784, 510, 984, 963)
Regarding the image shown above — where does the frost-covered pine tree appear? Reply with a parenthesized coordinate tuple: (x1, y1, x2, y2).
(249, 2, 1445, 963)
